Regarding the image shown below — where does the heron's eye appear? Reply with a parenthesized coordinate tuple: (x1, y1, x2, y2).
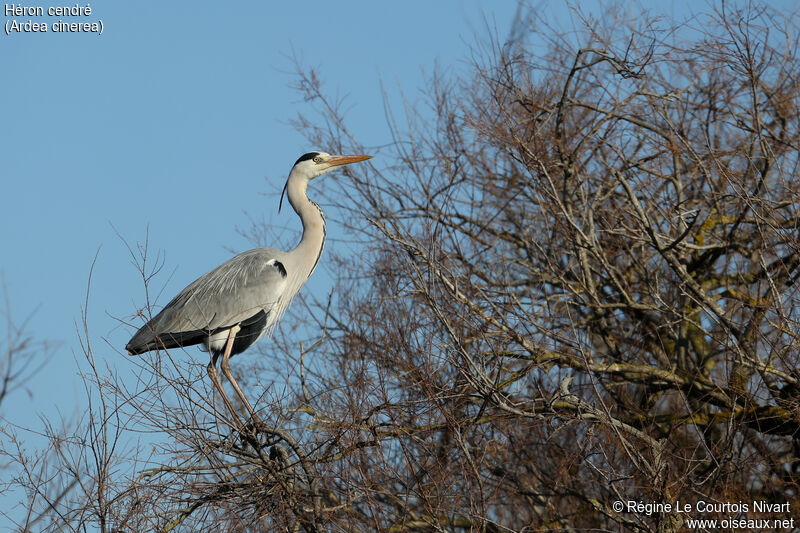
(313, 156, 322, 163)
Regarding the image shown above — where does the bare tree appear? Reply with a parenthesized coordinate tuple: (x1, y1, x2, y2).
(0, 284, 54, 411)
(282, 2, 800, 530)
(5, 2, 800, 532)
(0, 282, 66, 531)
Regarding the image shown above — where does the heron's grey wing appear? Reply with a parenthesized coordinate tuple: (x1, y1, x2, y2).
(126, 248, 288, 354)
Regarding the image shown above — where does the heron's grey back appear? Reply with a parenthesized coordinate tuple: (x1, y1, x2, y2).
(126, 248, 288, 354)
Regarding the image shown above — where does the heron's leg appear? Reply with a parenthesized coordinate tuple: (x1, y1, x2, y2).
(207, 352, 244, 428)
(220, 325, 262, 425)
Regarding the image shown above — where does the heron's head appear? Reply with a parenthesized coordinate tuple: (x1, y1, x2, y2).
(280, 151, 371, 211)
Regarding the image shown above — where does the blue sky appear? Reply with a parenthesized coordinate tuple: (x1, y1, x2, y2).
(5, 0, 788, 480)
(5, 0, 797, 524)
(1, 2, 537, 445)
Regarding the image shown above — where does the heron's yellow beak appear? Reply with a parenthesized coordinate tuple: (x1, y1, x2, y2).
(326, 154, 372, 167)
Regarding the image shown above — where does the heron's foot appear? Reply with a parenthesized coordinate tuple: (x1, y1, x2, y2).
(242, 418, 269, 434)
(235, 419, 271, 449)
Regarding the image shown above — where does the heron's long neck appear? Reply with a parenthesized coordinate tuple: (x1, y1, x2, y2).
(287, 177, 326, 279)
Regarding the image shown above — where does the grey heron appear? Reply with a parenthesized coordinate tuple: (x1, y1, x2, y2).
(126, 151, 371, 426)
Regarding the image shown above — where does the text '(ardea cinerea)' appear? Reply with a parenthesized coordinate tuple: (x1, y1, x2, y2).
(126, 152, 371, 426)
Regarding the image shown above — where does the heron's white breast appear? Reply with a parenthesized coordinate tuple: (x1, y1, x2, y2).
(203, 328, 234, 353)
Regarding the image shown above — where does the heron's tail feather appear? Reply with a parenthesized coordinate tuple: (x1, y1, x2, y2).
(125, 327, 208, 355)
